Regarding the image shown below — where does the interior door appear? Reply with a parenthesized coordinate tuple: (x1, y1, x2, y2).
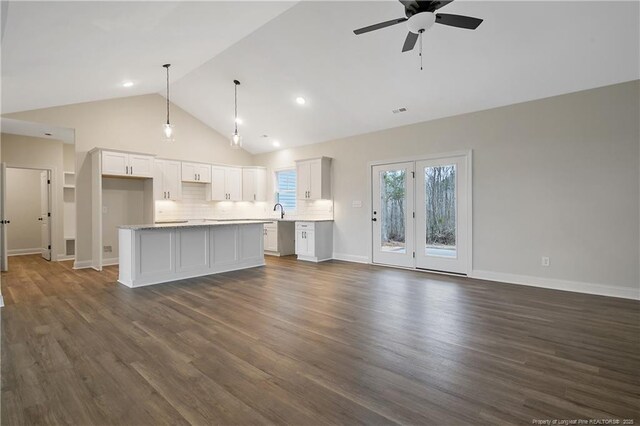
(40, 170, 51, 261)
(371, 162, 415, 268)
(0, 163, 8, 271)
(415, 155, 468, 274)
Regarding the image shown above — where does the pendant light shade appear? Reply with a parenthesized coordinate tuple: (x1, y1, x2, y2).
(162, 64, 175, 142)
(230, 79, 242, 149)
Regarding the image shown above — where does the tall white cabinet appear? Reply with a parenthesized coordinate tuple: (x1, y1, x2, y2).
(90, 148, 155, 271)
(296, 157, 331, 200)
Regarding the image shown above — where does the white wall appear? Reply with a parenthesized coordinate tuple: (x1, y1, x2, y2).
(5, 168, 41, 254)
(253, 81, 640, 298)
(7, 94, 253, 266)
(0, 134, 66, 260)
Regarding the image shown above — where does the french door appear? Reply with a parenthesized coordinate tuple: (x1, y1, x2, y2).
(415, 156, 468, 274)
(371, 153, 470, 275)
(371, 162, 415, 267)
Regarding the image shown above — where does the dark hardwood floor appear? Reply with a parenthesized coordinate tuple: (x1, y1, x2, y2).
(1, 255, 639, 425)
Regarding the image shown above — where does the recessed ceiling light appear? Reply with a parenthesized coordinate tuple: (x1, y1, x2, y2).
(295, 97, 306, 105)
(122, 81, 134, 88)
(272, 140, 280, 147)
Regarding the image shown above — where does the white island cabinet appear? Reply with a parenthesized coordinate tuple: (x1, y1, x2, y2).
(118, 221, 268, 288)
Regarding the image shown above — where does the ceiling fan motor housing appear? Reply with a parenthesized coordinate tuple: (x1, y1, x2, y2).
(407, 12, 436, 34)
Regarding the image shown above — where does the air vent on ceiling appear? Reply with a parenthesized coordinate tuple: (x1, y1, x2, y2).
(392, 107, 408, 114)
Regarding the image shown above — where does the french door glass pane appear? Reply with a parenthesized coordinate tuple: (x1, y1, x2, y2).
(425, 165, 457, 258)
(380, 169, 406, 253)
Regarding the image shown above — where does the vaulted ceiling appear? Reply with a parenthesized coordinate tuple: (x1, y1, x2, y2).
(2, 1, 639, 153)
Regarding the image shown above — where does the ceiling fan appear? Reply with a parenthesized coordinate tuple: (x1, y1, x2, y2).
(353, 0, 483, 69)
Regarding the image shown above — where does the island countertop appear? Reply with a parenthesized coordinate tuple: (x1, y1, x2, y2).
(118, 220, 273, 230)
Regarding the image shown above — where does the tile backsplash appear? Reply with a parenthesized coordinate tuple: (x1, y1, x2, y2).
(155, 183, 333, 222)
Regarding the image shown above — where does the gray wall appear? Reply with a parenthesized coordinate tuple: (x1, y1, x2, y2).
(254, 81, 640, 297)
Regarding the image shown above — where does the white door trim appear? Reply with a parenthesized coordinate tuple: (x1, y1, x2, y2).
(4, 165, 58, 264)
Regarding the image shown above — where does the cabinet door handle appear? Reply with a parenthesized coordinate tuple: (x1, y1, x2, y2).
(163, 191, 166, 199)
(125, 165, 129, 174)
(168, 191, 170, 199)
(131, 166, 133, 175)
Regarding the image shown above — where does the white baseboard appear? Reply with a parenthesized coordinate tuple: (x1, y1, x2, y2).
(332, 253, 370, 264)
(8, 248, 41, 256)
(57, 255, 75, 261)
(0, 295, 4, 308)
(73, 260, 92, 269)
(102, 257, 119, 267)
(471, 270, 639, 300)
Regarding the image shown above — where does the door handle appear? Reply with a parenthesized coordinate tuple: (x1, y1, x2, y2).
(371, 218, 377, 221)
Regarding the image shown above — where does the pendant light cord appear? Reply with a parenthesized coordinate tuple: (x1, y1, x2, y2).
(234, 83, 238, 134)
(164, 64, 171, 125)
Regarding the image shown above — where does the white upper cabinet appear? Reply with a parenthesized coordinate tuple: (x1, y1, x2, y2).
(296, 157, 331, 200)
(242, 167, 266, 202)
(210, 166, 242, 201)
(154, 159, 182, 201)
(181, 162, 211, 183)
(226, 167, 242, 201)
(101, 150, 154, 178)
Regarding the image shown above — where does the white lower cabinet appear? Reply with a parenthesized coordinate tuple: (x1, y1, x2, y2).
(295, 221, 333, 262)
(264, 223, 278, 252)
(263, 221, 295, 256)
(118, 223, 265, 287)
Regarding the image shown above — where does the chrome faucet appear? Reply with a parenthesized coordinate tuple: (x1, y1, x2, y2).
(273, 203, 285, 219)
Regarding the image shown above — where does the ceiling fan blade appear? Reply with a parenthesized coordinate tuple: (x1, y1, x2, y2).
(402, 32, 419, 52)
(353, 17, 408, 35)
(430, 1, 454, 11)
(435, 13, 483, 29)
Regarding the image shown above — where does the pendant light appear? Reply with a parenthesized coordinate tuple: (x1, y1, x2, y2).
(162, 64, 175, 142)
(230, 79, 242, 149)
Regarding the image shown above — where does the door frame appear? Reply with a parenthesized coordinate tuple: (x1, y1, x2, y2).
(4, 165, 57, 263)
(367, 150, 473, 275)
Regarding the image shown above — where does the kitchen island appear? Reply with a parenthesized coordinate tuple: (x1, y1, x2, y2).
(117, 220, 269, 288)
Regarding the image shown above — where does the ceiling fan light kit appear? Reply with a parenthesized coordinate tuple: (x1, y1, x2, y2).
(353, 0, 483, 70)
